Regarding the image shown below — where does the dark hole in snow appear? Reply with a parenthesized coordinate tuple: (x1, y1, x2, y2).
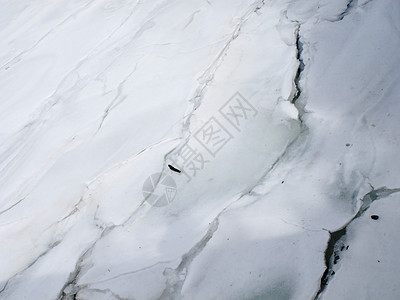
(371, 215, 379, 220)
(281, 180, 284, 184)
(333, 255, 340, 264)
(168, 164, 181, 173)
(346, 143, 351, 147)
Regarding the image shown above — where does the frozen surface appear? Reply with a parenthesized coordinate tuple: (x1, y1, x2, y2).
(323, 193, 400, 300)
(0, 0, 399, 299)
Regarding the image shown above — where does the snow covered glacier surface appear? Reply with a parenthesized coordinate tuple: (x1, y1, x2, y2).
(1, 0, 400, 299)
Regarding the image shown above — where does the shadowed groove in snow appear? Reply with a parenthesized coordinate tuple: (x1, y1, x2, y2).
(313, 186, 400, 299)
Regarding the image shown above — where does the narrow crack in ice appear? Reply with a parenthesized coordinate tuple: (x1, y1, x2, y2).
(91, 260, 176, 286)
(152, 17, 311, 297)
(291, 23, 307, 119)
(228, 17, 308, 209)
(143, 0, 268, 222)
(96, 63, 138, 132)
(0, 240, 62, 295)
(337, 0, 359, 21)
(325, 0, 374, 23)
(57, 227, 109, 300)
(158, 218, 220, 299)
(22, 9, 308, 298)
(54, 3, 306, 298)
(0, 196, 26, 216)
(0, 1, 144, 158)
(1, 0, 97, 71)
(313, 186, 400, 299)
(172, 0, 267, 144)
(1, 134, 180, 286)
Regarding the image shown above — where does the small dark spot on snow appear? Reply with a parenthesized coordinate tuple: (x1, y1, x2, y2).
(334, 255, 340, 264)
(371, 215, 379, 220)
(346, 143, 351, 147)
(168, 164, 181, 173)
(346, 245, 349, 250)
(281, 180, 284, 184)
(378, 260, 381, 263)
(331, 271, 335, 275)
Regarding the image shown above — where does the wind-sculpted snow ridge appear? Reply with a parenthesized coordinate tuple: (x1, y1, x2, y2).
(1, 0, 400, 299)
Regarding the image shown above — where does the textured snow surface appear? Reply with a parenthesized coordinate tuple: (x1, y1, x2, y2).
(0, 0, 399, 299)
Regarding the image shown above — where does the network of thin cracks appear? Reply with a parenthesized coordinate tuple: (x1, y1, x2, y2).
(55, 1, 269, 299)
(0, 0, 388, 299)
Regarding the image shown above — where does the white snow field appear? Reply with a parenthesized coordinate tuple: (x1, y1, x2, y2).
(0, 0, 399, 299)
